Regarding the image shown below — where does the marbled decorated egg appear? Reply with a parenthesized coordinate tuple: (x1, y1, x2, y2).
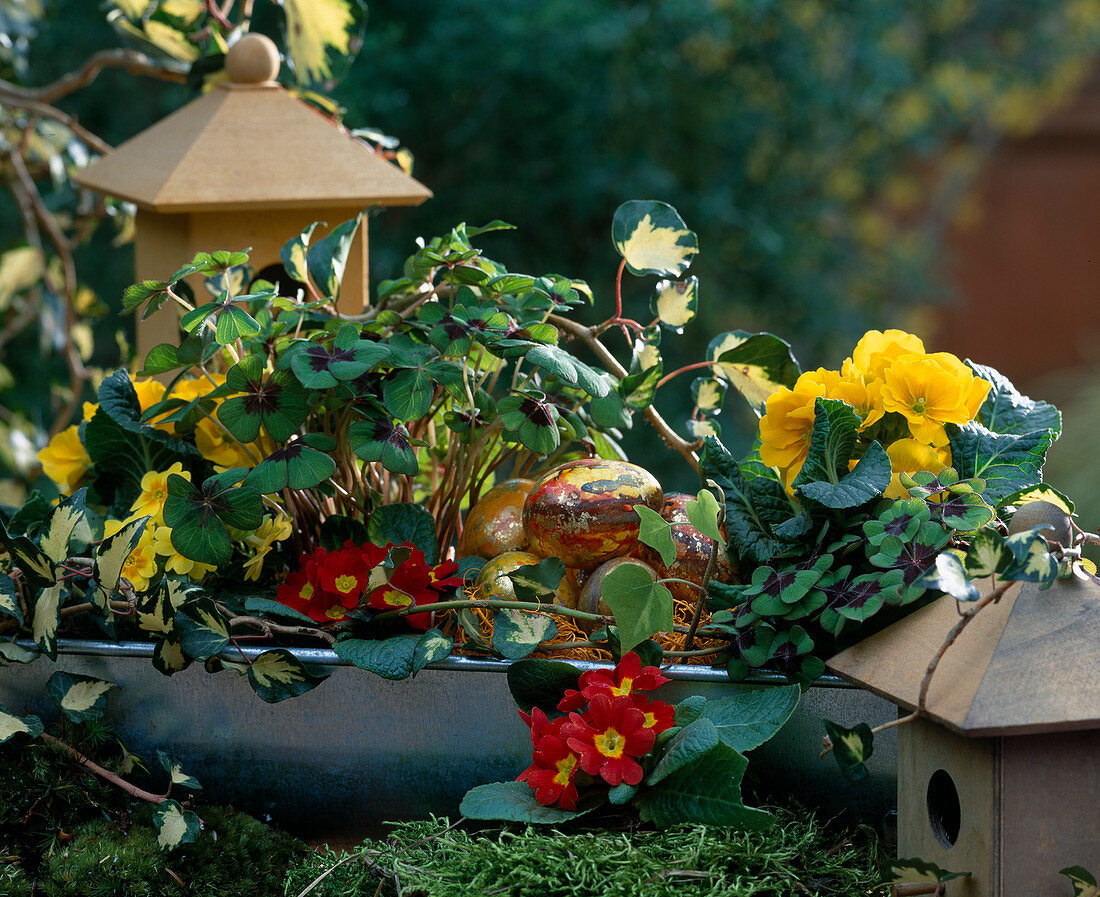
(459, 478, 536, 558)
(523, 459, 664, 568)
(477, 550, 580, 608)
(576, 556, 657, 632)
(637, 497, 738, 603)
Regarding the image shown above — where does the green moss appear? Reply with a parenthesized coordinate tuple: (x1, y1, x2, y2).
(0, 861, 32, 897)
(284, 808, 888, 897)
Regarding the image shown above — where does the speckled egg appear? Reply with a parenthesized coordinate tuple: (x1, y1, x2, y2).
(476, 550, 579, 609)
(523, 458, 664, 568)
(459, 478, 536, 558)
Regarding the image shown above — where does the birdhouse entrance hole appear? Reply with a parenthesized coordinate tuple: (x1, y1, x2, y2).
(252, 263, 307, 299)
(926, 768, 960, 848)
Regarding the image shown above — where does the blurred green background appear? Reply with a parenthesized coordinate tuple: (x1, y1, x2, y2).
(3, 0, 1099, 508)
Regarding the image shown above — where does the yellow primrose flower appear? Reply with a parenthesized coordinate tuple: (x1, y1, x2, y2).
(879, 352, 991, 447)
(194, 417, 271, 470)
(103, 519, 160, 592)
(132, 378, 167, 411)
(171, 373, 226, 404)
(826, 371, 885, 431)
(241, 514, 294, 581)
(151, 524, 217, 580)
(884, 438, 951, 500)
(758, 368, 832, 486)
(38, 425, 90, 492)
(844, 329, 926, 382)
(130, 462, 190, 524)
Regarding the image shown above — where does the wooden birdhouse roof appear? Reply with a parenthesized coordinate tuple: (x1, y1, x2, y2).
(72, 35, 431, 213)
(827, 577, 1100, 737)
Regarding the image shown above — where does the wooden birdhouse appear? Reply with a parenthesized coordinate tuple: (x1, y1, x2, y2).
(73, 33, 431, 359)
(828, 577, 1100, 897)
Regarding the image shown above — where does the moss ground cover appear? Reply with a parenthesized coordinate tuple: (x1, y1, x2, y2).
(285, 810, 888, 897)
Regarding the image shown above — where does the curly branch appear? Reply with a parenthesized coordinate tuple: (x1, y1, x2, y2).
(0, 49, 186, 106)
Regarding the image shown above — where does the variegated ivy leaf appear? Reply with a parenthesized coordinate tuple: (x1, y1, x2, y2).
(822, 719, 874, 781)
(491, 609, 558, 661)
(0, 704, 43, 744)
(158, 750, 202, 790)
(612, 200, 698, 278)
(917, 551, 980, 602)
(964, 530, 1012, 579)
(651, 276, 698, 333)
(707, 331, 801, 415)
(306, 212, 364, 301)
(630, 328, 662, 374)
(889, 858, 971, 886)
(176, 598, 231, 660)
(94, 516, 150, 611)
(46, 671, 118, 724)
(685, 418, 721, 440)
(247, 648, 328, 703)
(1001, 483, 1075, 516)
(0, 641, 39, 664)
(0, 575, 23, 625)
(1002, 528, 1059, 584)
(153, 638, 189, 677)
(32, 583, 63, 660)
(281, 221, 322, 284)
(153, 799, 201, 852)
(691, 377, 726, 414)
(281, 0, 367, 88)
(636, 505, 676, 567)
(412, 628, 453, 675)
(38, 489, 87, 566)
(0, 517, 55, 589)
(1060, 866, 1100, 897)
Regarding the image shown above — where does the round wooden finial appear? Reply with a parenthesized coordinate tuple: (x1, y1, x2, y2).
(225, 33, 280, 84)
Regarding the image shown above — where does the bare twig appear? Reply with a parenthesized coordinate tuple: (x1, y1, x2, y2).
(0, 49, 186, 105)
(41, 732, 167, 805)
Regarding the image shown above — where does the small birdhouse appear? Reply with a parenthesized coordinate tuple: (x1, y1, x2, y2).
(73, 33, 431, 359)
(828, 577, 1100, 897)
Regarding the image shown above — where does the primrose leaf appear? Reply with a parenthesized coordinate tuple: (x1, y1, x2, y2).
(492, 609, 557, 661)
(306, 212, 364, 301)
(636, 505, 675, 568)
(599, 563, 674, 654)
(635, 740, 774, 830)
(647, 718, 720, 785)
(333, 634, 421, 680)
(46, 671, 117, 724)
(612, 200, 698, 278)
(822, 719, 874, 781)
(707, 331, 801, 415)
(948, 423, 1054, 505)
(153, 799, 201, 852)
(460, 781, 595, 824)
(968, 360, 1061, 439)
(701, 685, 801, 753)
(0, 704, 43, 744)
(506, 659, 581, 713)
(247, 648, 328, 703)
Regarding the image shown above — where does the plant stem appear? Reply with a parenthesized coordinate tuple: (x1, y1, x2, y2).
(373, 598, 612, 624)
(549, 313, 699, 473)
(225, 614, 336, 645)
(41, 732, 167, 805)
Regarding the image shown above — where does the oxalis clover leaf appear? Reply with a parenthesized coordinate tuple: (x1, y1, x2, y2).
(216, 354, 309, 442)
(163, 469, 263, 566)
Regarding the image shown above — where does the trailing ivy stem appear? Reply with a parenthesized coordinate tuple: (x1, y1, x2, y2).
(226, 614, 337, 645)
(655, 360, 718, 390)
(40, 732, 167, 804)
(685, 487, 725, 652)
(917, 581, 1013, 713)
(614, 257, 626, 320)
(663, 645, 727, 658)
(547, 313, 699, 473)
(373, 598, 612, 624)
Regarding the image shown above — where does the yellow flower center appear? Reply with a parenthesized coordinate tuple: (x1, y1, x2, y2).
(594, 728, 626, 759)
(643, 711, 657, 728)
(299, 583, 314, 602)
(553, 754, 578, 786)
(611, 678, 634, 698)
(334, 574, 358, 595)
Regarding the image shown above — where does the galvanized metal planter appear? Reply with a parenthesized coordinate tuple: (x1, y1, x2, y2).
(0, 641, 897, 841)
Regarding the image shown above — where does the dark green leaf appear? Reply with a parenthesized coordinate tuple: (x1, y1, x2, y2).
(506, 659, 581, 713)
(968, 360, 1061, 438)
(367, 503, 438, 564)
(701, 685, 800, 752)
(636, 505, 675, 568)
(707, 331, 801, 414)
(599, 563, 674, 654)
(822, 719, 874, 781)
(460, 781, 595, 824)
(333, 634, 421, 680)
(647, 718, 720, 785)
(948, 423, 1054, 505)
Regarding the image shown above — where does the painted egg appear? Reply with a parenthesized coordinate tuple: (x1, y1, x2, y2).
(576, 557, 657, 632)
(637, 519, 738, 604)
(476, 550, 579, 609)
(660, 493, 694, 524)
(523, 458, 664, 568)
(459, 478, 536, 558)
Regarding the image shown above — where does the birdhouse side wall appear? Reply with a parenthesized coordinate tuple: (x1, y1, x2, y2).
(998, 731, 1100, 897)
(133, 208, 370, 363)
(898, 718, 995, 897)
